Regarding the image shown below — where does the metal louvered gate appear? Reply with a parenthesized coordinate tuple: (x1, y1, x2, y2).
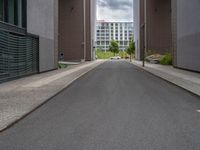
(0, 29, 39, 83)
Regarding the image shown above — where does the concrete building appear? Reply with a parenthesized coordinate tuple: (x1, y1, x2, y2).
(0, 0, 96, 82)
(96, 21, 133, 51)
(133, 0, 200, 72)
(59, 0, 96, 62)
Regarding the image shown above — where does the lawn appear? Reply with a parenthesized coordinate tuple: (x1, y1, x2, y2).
(96, 50, 115, 59)
(96, 50, 129, 59)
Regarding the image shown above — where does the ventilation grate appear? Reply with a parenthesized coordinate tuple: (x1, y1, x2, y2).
(0, 30, 39, 83)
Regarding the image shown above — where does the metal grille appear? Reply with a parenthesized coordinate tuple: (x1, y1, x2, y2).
(0, 29, 39, 83)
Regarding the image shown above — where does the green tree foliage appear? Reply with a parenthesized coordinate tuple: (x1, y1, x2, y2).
(109, 40, 119, 55)
(126, 39, 135, 62)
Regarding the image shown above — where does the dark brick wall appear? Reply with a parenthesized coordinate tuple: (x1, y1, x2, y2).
(146, 0, 172, 55)
(85, 0, 92, 61)
(58, 0, 84, 62)
(171, 0, 177, 66)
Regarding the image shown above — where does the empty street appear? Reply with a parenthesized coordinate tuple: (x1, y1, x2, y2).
(0, 61, 200, 150)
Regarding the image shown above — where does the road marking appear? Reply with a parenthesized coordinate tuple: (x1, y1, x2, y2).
(197, 110, 200, 113)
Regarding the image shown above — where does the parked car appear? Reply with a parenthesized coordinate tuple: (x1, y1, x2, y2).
(111, 56, 121, 60)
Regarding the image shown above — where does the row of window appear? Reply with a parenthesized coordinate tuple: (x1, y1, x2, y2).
(96, 38, 132, 41)
(97, 33, 132, 36)
(0, 0, 26, 28)
(96, 47, 127, 51)
(96, 41, 129, 45)
(100, 23, 133, 27)
(97, 27, 133, 31)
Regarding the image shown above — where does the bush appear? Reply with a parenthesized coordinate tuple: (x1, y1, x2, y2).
(160, 53, 173, 65)
(58, 63, 68, 69)
(119, 51, 128, 59)
(96, 50, 114, 59)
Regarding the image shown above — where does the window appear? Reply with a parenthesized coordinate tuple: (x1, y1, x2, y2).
(0, 0, 26, 28)
(7, 0, 15, 24)
(101, 41, 105, 45)
(0, 0, 4, 21)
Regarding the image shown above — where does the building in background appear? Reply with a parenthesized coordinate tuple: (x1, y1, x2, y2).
(0, 0, 96, 83)
(95, 21, 133, 51)
(133, 0, 200, 72)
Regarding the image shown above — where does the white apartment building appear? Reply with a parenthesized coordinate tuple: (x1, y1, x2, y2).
(95, 21, 133, 51)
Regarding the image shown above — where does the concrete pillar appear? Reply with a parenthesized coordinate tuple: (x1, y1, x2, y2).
(58, 0, 96, 62)
(146, 0, 172, 55)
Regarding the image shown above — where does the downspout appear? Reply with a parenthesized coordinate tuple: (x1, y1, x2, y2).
(143, 0, 147, 67)
(83, 0, 86, 62)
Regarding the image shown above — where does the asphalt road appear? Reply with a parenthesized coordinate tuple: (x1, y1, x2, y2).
(0, 60, 200, 150)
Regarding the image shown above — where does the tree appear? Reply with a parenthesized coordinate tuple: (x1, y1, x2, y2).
(109, 40, 119, 56)
(126, 39, 135, 62)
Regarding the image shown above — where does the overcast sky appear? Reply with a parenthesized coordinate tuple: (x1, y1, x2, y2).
(97, 0, 133, 22)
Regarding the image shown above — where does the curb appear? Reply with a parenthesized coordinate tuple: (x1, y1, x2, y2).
(0, 61, 105, 133)
(127, 61, 200, 98)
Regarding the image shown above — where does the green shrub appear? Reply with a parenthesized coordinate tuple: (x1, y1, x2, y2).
(58, 63, 68, 69)
(96, 50, 114, 59)
(160, 53, 173, 65)
(119, 51, 128, 59)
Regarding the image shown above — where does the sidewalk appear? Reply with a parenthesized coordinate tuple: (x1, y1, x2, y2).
(129, 60, 200, 97)
(0, 60, 105, 132)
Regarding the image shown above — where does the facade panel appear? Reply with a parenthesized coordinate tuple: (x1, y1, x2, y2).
(0, 27, 39, 83)
(58, 0, 96, 62)
(146, 0, 172, 55)
(175, 0, 200, 72)
(0, 0, 39, 82)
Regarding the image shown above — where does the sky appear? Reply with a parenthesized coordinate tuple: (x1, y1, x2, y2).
(97, 0, 133, 22)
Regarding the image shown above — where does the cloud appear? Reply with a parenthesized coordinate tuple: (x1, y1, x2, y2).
(98, 0, 132, 10)
(97, 0, 133, 22)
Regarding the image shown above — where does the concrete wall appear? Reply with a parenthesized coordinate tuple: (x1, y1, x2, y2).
(86, 0, 96, 61)
(133, 0, 140, 60)
(174, 0, 200, 72)
(27, 0, 58, 72)
(91, 0, 97, 60)
(133, 0, 145, 60)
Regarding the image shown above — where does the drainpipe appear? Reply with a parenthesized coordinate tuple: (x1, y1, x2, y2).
(143, 0, 147, 67)
(83, 0, 86, 62)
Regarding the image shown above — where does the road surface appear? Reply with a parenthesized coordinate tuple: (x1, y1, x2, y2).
(0, 61, 200, 150)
